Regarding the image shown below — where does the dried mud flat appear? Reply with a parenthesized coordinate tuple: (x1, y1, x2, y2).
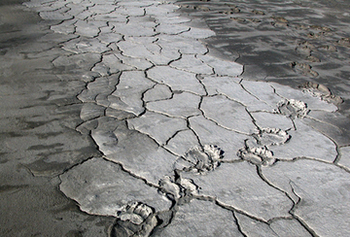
(1, 0, 350, 236)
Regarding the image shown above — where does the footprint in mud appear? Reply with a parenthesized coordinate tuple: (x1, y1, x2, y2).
(299, 82, 343, 105)
(158, 176, 199, 203)
(109, 202, 157, 237)
(175, 145, 224, 174)
(276, 99, 309, 119)
(290, 62, 319, 77)
(254, 128, 291, 146)
(295, 41, 321, 62)
(237, 140, 276, 166)
(295, 41, 315, 56)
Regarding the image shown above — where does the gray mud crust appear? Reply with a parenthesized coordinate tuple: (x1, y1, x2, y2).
(2, 0, 350, 236)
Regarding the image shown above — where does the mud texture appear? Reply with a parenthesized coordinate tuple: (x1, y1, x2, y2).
(1, 0, 350, 236)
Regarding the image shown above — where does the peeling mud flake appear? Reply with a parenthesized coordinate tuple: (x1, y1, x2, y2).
(147, 66, 206, 95)
(235, 213, 278, 237)
(272, 120, 337, 162)
(155, 23, 190, 35)
(80, 103, 105, 121)
(165, 130, 200, 157)
(201, 76, 272, 111)
(180, 27, 216, 39)
(198, 54, 243, 77)
(170, 54, 213, 75)
(182, 162, 293, 221)
(143, 84, 172, 102)
(158, 34, 208, 55)
(262, 159, 350, 236)
(339, 146, 350, 170)
(104, 128, 177, 185)
(117, 37, 180, 65)
(270, 218, 312, 237)
(240, 80, 282, 108)
(201, 95, 256, 134)
(157, 199, 243, 237)
(109, 71, 154, 116)
(251, 112, 294, 131)
(127, 111, 187, 145)
(146, 92, 201, 119)
(189, 115, 249, 161)
(59, 158, 171, 217)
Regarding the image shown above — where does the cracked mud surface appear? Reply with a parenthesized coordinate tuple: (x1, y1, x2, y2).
(1, 0, 350, 236)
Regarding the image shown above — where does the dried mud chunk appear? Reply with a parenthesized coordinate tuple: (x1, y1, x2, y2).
(109, 202, 157, 237)
(255, 128, 291, 146)
(158, 176, 198, 202)
(277, 99, 309, 119)
(180, 145, 224, 174)
(299, 82, 343, 105)
(237, 141, 276, 166)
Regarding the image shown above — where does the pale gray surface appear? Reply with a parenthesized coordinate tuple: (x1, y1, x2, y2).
(60, 158, 172, 216)
(262, 159, 350, 237)
(158, 199, 243, 237)
(182, 162, 293, 221)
